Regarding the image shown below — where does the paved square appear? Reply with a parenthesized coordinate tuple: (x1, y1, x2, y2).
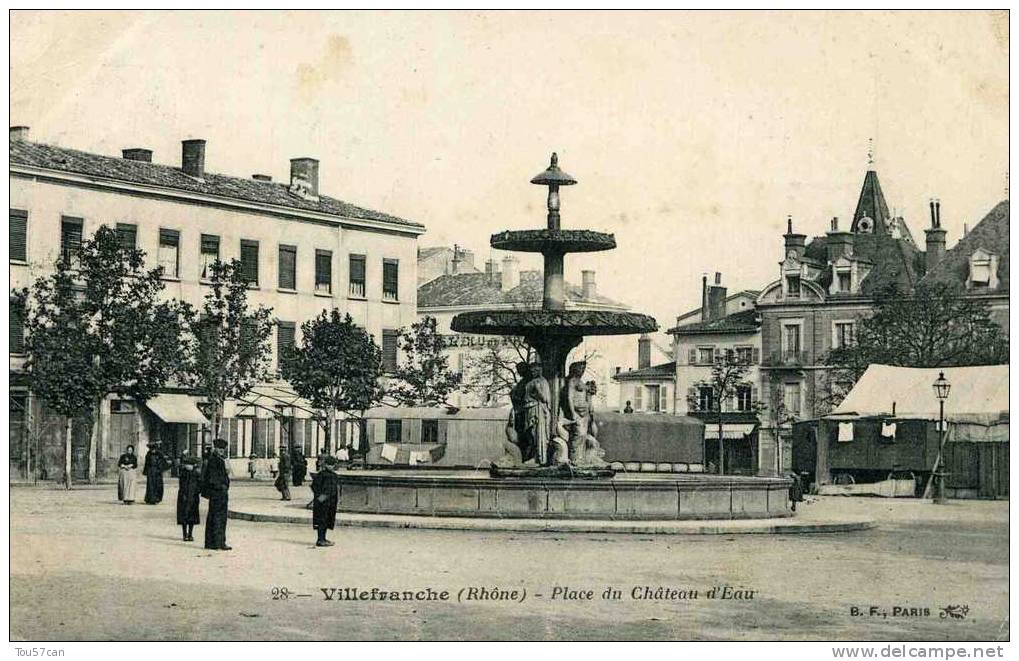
(10, 484, 1008, 641)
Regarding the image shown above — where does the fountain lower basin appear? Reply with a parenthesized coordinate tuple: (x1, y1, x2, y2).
(338, 470, 793, 521)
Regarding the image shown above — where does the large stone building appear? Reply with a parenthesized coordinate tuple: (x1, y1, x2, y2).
(417, 251, 631, 409)
(9, 126, 425, 481)
(615, 273, 764, 473)
(755, 166, 1009, 473)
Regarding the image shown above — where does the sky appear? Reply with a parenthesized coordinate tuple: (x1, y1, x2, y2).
(10, 10, 1009, 360)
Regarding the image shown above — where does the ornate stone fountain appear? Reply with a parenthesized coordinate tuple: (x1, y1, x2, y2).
(451, 154, 658, 475)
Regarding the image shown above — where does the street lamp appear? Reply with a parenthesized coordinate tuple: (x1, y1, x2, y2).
(932, 371, 951, 504)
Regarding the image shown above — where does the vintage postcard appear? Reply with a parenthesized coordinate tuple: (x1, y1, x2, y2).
(7, 9, 1010, 651)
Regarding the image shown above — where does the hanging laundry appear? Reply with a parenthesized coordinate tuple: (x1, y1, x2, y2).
(881, 421, 897, 438)
(381, 443, 399, 462)
(838, 422, 854, 442)
(410, 450, 430, 465)
(336, 448, 350, 461)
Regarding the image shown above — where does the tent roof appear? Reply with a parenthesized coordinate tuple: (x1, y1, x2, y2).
(832, 364, 1008, 423)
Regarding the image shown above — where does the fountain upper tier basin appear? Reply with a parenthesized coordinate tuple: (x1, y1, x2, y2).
(490, 229, 616, 253)
(450, 309, 658, 337)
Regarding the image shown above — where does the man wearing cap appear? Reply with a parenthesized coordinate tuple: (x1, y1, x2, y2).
(201, 438, 232, 551)
(311, 455, 340, 547)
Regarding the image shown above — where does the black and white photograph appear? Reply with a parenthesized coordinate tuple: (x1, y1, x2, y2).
(7, 9, 1010, 651)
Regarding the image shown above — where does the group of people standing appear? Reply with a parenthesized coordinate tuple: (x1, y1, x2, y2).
(116, 439, 339, 549)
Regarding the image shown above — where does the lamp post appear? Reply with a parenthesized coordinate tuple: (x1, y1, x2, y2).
(932, 371, 951, 504)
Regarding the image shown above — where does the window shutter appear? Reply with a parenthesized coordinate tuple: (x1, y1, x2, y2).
(240, 240, 259, 285)
(116, 223, 137, 250)
(10, 302, 25, 353)
(660, 386, 668, 412)
(315, 250, 332, 288)
(383, 259, 399, 299)
(159, 229, 179, 247)
(278, 245, 297, 290)
(60, 217, 83, 262)
(634, 386, 643, 410)
(688, 348, 697, 365)
(9, 210, 27, 261)
(201, 234, 220, 255)
(687, 387, 697, 411)
(382, 329, 399, 372)
(751, 384, 759, 407)
(713, 347, 722, 363)
(752, 347, 760, 364)
(350, 255, 366, 282)
(277, 321, 296, 369)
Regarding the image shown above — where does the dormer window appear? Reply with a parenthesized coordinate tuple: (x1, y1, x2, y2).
(836, 269, 852, 293)
(967, 249, 998, 290)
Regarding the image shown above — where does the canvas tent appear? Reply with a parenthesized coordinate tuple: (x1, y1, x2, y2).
(832, 364, 1008, 440)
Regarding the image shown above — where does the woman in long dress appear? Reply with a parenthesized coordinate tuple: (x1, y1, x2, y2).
(117, 445, 138, 505)
(143, 443, 168, 505)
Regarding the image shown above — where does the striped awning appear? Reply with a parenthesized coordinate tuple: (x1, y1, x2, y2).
(703, 423, 756, 440)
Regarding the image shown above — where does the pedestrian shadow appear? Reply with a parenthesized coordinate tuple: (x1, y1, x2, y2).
(272, 538, 320, 548)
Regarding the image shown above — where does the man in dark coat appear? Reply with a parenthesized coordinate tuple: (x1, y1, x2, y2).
(275, 448, 292, 501)
(291, 447, 308, 486)
(311, 455, 340, 547)
(142, 443, 169, 505)
(176, 453, 201, 541)
(201, 438, 231, 551)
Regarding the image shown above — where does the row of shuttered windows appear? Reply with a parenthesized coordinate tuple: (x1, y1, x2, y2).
(10, 210, 400, 300)
(686, 345, 760, 366)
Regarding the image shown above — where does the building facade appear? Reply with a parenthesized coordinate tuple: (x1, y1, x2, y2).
(755, 166, 1009, 475)
(9, 127, 425, 481)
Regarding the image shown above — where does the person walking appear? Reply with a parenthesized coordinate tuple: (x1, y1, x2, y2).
(176, 453, 201, 541)
(142, 442, 169, 505)
(201, 438, 231, 551)
(275, 447, 292, 501)
(291, 446, 308, 487)
(117, 445, 138, 505)
(311, 455, 340, 547)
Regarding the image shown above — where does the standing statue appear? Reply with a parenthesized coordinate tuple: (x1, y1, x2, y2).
(523, 362, 552, 465)
(560, 361, 593, 464)
(508, 362, 532, 462)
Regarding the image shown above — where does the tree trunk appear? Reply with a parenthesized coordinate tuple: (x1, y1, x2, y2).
(211, 401, 222, 441)
(64, 417, 73, 490)
(717, 413, 725, 476)
(88, 396, 103, 484)
(325, 409, 336, 455)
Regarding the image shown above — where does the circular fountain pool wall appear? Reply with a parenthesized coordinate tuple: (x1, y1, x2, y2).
(338, 471, 793, 521)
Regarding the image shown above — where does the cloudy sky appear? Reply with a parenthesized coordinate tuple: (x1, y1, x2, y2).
(11, 10, 1009, 359)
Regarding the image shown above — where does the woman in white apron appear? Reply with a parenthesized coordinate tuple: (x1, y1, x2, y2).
(117, 445, 138, 504)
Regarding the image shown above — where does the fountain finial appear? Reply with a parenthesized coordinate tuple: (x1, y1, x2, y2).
(550, 152, 558, 168)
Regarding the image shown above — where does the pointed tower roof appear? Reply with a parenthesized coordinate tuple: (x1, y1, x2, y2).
(851, 169, 893, 235)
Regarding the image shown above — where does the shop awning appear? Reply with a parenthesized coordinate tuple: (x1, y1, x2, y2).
(146, 394, 209, 425)
(703, 423, 756, 440)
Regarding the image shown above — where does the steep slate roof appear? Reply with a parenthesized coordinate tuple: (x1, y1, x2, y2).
(850, 169, 917, 244)
(667, 308, 760, 335)
(614, 361, 676, 381)
(921, 200, 1010, 292)
(418, 270, 628, 309)
(803, 232, 925, 296)
(10, 140, 423, 229)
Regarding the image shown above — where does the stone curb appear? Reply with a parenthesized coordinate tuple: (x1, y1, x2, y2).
(228, 507, 874, 535)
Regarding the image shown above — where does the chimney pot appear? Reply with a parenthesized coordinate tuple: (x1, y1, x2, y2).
(581, 269, 597, 299)
(500, 256, 519, 291)
(252, 174, 272, 182)
(9, 126, 29, 141)
(181, 139, 206, 179)
(122, 148, 153, 162)
(637, 335, 651, 370)
(289, 157, 320, 200)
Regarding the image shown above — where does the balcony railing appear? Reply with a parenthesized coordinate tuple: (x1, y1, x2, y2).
(763, 350, 812, 367)
(349, 281, 366, 298)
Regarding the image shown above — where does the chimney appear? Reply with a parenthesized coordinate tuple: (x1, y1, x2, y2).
(122, 148, 153, 162)
(581, 270, 597, 299)
(9, 126, 29, 141)
(784, 215, 807, 261)
(706, 272, 727, 321)
(500, 256, 519, 291)
(289, 157, 320, 200)
(181, 139, 206, 179)
(925, 198, 947, 272)
(252, 174, 272, 182)
(484, 259, 500, 286)
(450, 245, 462, 275)
(637, 334, 651, 370)
(826, 216, 854, 262)
(701, 274, 709, 322)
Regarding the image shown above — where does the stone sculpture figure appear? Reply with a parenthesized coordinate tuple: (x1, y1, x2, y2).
(523, 362, 552, 465)
(560, 361, 593, 464)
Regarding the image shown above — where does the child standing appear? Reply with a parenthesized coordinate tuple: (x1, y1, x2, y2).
(176, 454, 201, 541)
(247, 453, 258, 480)
(311, 455, 340, 547)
